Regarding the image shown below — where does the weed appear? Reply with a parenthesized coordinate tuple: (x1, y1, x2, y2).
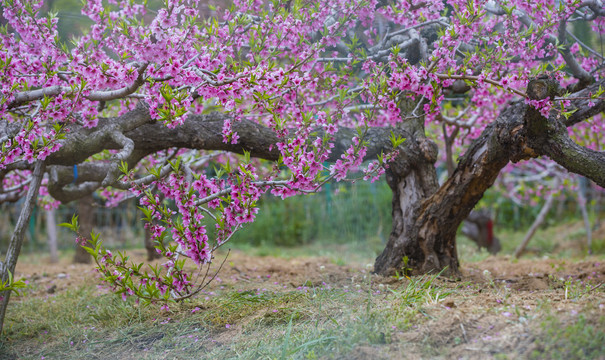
(390, 272, 451, 307)
(279, 313, 296, 360)
(550, 261, 566, 272)
(530, 314, 605, 360)
(548, 275, 597, 300)
(388, 272, 452, 330)
(483, 270, 512, 303)
(393, 256, 412, 279)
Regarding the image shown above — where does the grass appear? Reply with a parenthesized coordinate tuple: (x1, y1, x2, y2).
(230, 240, 381, 267)
(1, 258, 456, 359)
(8, 262, 600, 359)
(189, 270, 450, 359)
(2, 219, 605, 359)
(530, 314, 605, 360)
(456, 216, 605, 264)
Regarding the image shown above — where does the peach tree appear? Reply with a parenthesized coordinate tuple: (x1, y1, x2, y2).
(1, 0, 605, 329)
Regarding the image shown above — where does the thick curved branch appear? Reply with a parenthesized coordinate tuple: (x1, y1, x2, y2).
(524, 76, 605, 187)
(45, 102, 152, 166)
(102, 131, 135, 186)
(30, 74, 605, 204)
(542, 131, 605, 186)
(47, 163, 108, 202)
(44, 107, 405, 201)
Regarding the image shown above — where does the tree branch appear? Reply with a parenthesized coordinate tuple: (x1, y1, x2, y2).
(0, 160, 45, 331)
(7, 63, 149, 109)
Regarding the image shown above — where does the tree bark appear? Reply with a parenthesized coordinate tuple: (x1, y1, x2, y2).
(374, 75, 605, 276)
(0, 161, 45, 333)
(374, 101, 529, 275)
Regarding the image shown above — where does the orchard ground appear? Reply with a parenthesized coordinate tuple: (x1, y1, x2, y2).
(1, 220, 605, 360)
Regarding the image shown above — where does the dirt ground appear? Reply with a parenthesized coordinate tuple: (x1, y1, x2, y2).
(14, 249, 605, 296)
(11, 250, 605, 359)
(13, 249, 363, 297)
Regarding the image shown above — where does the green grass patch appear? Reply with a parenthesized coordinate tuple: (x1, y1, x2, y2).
(0, 269, 457, 359)
(458, 218, 605, 262)
(230, 241, 381, 267)
(530, 314, 605, 360)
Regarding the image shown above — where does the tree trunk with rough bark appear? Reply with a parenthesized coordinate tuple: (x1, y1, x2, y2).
(374, 103, 522, 276)
(375, 75, 605, 276)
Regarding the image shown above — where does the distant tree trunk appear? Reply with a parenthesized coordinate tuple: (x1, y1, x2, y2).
(45, 208, 59, 263)
(594, 190, 602, 230)
(144, 226, 162, 261)
(144, 191, 163, 261)
(0, 6, 6, 28)
(514, 187, 557, 258)
(462, 210, 501, 254)
(74, 195, 94, 264)
(577, 179, 593, 254)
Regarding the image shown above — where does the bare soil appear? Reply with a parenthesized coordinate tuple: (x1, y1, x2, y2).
(14, 250, 605, 296)
(13, 249, 361, 297)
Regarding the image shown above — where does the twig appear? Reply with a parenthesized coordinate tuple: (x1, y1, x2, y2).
(435, 73, 527, 98)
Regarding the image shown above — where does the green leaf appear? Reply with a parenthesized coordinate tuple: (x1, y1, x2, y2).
(59, 214, 79, 232)
(82, 246, 96, 256)
(389, 131, 406, 148)
(118, 161, 129, 175)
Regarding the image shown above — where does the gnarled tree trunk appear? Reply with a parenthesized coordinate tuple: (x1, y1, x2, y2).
(374, 100, 526, 276)
(375, 76, 605, 277)
(374, 122, 514, 276)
